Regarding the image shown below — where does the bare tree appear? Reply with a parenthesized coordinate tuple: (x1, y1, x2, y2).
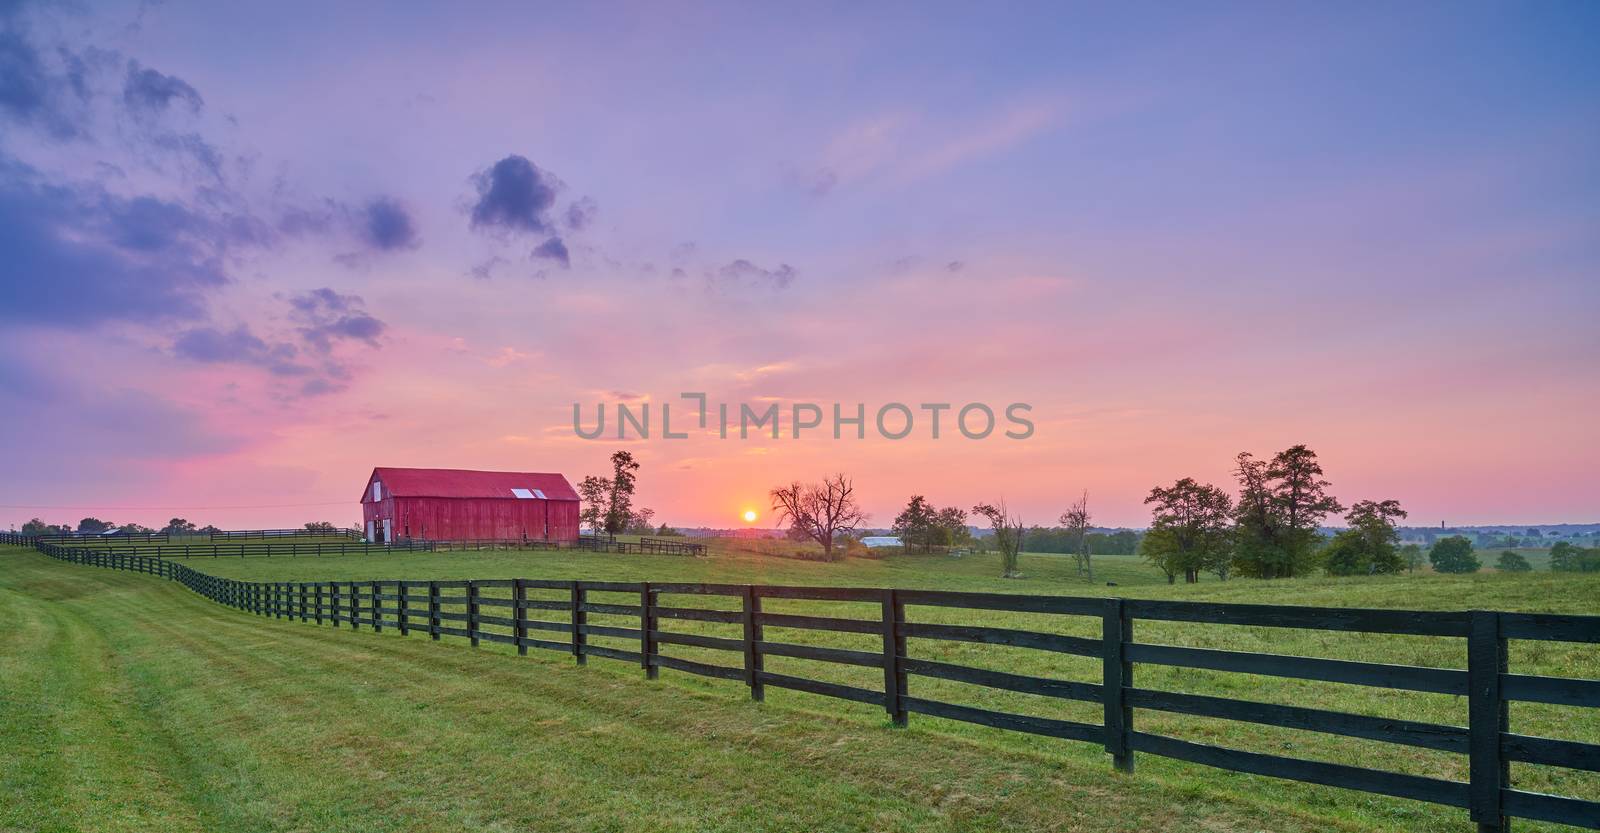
(1059, 490, 1092, 580)
(973, 500, 1025, 578)
(770, 473, 868, 559)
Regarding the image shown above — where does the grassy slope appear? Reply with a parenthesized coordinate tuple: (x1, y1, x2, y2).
(4, 547, 1348, 833)
(7, 545, 1598, 831)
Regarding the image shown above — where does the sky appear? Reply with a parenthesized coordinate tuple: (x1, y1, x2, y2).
(1, 1, 1596, 531)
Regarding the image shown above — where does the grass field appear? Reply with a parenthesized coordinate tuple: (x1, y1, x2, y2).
(5, 543, 1597, 832)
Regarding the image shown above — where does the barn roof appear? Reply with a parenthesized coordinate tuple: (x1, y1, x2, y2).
(365, 467, 580, 501)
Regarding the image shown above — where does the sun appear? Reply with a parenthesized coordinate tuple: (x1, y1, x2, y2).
(742, 509, 758, 523)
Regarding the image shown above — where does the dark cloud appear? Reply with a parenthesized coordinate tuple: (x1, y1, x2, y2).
(0, 23, 90, 138)
(0, 155, 253, 325)
(171, 290, 386, 397)
(173, 325, 305, 376)
(531, 236, 570, 268)
(363, 197, 419, 251)
(123, 60, 202, 117)
(945, 260, 965, 272)
(565, 196, 597, 231)
(288, 288, 386, 352)
(714, 259, 797, 291)
(469, 154, 560, 235)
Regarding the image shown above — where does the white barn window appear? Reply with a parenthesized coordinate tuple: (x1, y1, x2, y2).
(532, 488, 546, 499)
(511, 488, 536, 499)
(372, 481, 382, 501)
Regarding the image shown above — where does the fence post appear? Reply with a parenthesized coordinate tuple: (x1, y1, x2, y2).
(299, 583, 308, 622)
(514, 579, 527, 656)
(1104, 597, 1134, 773)
(570, 581, 586, 665)
(743, 585, 763, 701)
(424, 581, 440, 640)
(331, 582, 341, 627)
(1468, 610, 1508, 833)
(397, 581, 410, 637)
(351, 583, 362, 631)
(467, 581, 480, 648)
(881, 588, 907, 726)
(640, 581, 656, 678)
(371, 580, 383, 634)
(315, 583, 324, 625)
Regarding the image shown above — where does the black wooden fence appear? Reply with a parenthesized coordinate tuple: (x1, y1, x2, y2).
(12, 535, 1599, 831)
(209, 528, 364, 541)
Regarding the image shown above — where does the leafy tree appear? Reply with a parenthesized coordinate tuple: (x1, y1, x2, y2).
(1324, 499, 1407, 576)
(77, 517, 113, 534)
(20, 518, 70, 536)
(163, 517, 197, 534)
(654, 523, 683, 537)
(1496, 551, 1532, 573)
(1142, 478, 1233, 583)
(1400, 543, 1425, 573)
(1059, 491, 1093, 579)
(603, 451, 640, 535)
(892, 495, 939, 552)
(303, 521, 337, 533)
(972, 500, 1025, 578)
(935, 506, 972, 548)
(1232, 446, 1342, 578)
(119, 523, 153, 534)
(1428, 536, 1480, 574)
(623, 507, 657, 534)
(1550, 541, 1580, 572)
(577, 475, 610, 534)
(771, 474, 868, 560)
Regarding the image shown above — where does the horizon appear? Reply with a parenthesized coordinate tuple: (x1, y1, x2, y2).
(2, 2, 1597, 531)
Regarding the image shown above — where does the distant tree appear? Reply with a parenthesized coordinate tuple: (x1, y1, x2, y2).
(654, 523, 683, 537)
(77, 517, 112, 534)
(20, 518, 70, 536)
(198, 525, 222, 534)
(119, 523, 153, 534)
(623, 507, 656, 534)
(577, 475, 610, 534)
(163, 517, 197, 534)
(1496, 551, 1532, 573)
(771, 474, 868, 560)
(1268, 445, 1342, 573)
(1324, 499, 1408, 576)
(892, 495, 939, 552)
(1059, 491, 1093, 579)
(1549, 541, 1580, 572)
(972, 500, 1025, 578)
(1429, 536, 1480, 574)
(603, 451, 640, 535)
(1142, 478, 1233, 583)
(1400, 543, 1425, 573)
(935, 506, 972, 548)
(304, 521, 337, 533)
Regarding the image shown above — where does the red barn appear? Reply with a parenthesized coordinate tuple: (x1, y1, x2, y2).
(360, 467, 581, 543)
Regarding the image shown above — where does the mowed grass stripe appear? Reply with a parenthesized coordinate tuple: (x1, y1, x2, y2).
(3, 550, 1355, 833)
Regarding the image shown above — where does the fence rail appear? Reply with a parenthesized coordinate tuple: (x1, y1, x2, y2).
(209, 528, 363, 541)
(9, 534, 1598, 831)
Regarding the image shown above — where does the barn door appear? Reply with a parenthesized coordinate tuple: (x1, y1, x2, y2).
(366, 520, 375, 543)
(382, 518, 392, 544)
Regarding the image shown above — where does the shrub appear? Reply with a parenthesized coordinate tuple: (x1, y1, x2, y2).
(1428, 536, 1480, 574)
(1495, 551, 1532, 572)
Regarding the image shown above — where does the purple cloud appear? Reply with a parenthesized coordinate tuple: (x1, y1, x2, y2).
(363, 197, 419, 251)
(289, 288, 386, 352)
(123, 60, 202, 117)
(532, 236, 570, 268)
(469, 155, 560, 235)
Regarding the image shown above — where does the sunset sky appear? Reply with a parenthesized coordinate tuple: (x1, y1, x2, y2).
(2, 2, 1596, 531)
